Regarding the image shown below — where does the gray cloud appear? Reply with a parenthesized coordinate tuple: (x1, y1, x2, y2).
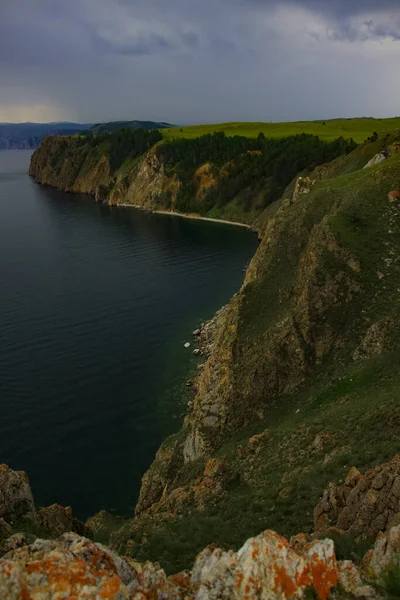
(93, 32, 174, 56)
(1, 0, 400, 123)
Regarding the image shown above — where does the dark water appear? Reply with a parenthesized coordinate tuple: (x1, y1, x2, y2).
(0, 150, 257, 519)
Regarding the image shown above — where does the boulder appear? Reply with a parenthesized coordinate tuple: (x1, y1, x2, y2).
(192, 530, 338, 600)
(0, 533, 189, 599)
(363, 152, 387, 168)
(0, 465, 37, 526)
(37, 503, 91, 538)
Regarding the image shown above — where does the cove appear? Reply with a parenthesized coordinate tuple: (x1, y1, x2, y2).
(0, 150, 258, 520)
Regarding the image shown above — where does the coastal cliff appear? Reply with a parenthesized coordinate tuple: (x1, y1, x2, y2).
(104, 131, 400, 572)
(29, 130, 357, 227)
(20, 128, 400, 594)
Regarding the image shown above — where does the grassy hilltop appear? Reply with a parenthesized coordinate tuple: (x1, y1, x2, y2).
(162, 117, 400, 143)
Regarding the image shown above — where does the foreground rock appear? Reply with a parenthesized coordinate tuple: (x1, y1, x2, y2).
(3, 526, 400, 598)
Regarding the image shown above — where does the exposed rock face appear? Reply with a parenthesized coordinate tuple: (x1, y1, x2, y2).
(0, 465, 36, 525)
(292, 176, 316, 202)
(28, 137, 181, 213)
(364, 524, 400, 579)
(109, 146, 180, 209)
(0, 464, 90, 553)
(314, 457, 400, 538)
(364, 152, 387, 168)
(37, 504, 91, 538)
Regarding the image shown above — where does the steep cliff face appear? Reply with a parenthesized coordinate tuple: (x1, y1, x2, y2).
(28, 137, 183, 214)
(108, 132, 400, 572)
(29, 136, 112, 194)
(172, 132, 400, 463)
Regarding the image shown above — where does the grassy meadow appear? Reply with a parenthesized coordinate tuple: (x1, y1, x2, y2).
(162, 117, 400, 143)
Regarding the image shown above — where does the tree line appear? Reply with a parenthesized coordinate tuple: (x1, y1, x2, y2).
(157, 132, 357, 214)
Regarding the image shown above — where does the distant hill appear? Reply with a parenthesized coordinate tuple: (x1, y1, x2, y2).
(89, 120, 173, 134)
(0, 122, 90, 149)
(0, 120, 174, 149)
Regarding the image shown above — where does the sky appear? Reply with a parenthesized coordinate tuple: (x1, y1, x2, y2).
(1, 0, 399, 124)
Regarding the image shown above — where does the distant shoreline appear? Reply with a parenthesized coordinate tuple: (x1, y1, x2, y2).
(115, 203, 253, 230)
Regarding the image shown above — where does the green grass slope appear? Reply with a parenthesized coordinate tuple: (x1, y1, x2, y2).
(109, 133, 400, 573)
(162, 117, 400, 143)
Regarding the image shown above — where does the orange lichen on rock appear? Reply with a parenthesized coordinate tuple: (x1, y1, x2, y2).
(3, 525, 400, 598)
(305, 543, 338, 600)
(388, 189, 400, 202)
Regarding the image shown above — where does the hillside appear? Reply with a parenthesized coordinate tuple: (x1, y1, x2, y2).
(99, 131, 400, 573)
(89, 120, 173, 134)
(0, 122, 90, 149)
(162, 117, 400, 143)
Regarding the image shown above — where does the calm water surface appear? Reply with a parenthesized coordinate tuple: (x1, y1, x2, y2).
(0, 150, 257, 519)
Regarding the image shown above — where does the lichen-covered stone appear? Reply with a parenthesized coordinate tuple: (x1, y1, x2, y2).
(0, 533, 136, 599)
(337, 560, 377, 598)
(364, 524, 400, 579)
(192, 530, 338, 600)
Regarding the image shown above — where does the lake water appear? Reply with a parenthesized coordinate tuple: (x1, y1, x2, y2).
(0, 150, 257, 520)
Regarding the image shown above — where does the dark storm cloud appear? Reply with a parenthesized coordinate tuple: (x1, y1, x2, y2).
(1, 0, 400, 123)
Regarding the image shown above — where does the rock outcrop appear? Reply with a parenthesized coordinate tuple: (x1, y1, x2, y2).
(0, 465, 37, 526)
(314, 457, 400, 538)
(0, 464, 90, 554)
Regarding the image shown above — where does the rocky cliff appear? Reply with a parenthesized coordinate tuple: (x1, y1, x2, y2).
(0, 464, 90, 557)
(24, 128, 400, 590)
(29, 131, 357, 227)
(103, 131, 400, 572)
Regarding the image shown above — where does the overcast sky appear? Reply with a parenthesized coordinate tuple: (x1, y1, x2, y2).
(1, 0, 399, 124)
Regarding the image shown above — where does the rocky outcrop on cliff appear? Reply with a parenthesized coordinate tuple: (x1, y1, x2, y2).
(0, 464, 90, 554)
(314, 457, 400, 539)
